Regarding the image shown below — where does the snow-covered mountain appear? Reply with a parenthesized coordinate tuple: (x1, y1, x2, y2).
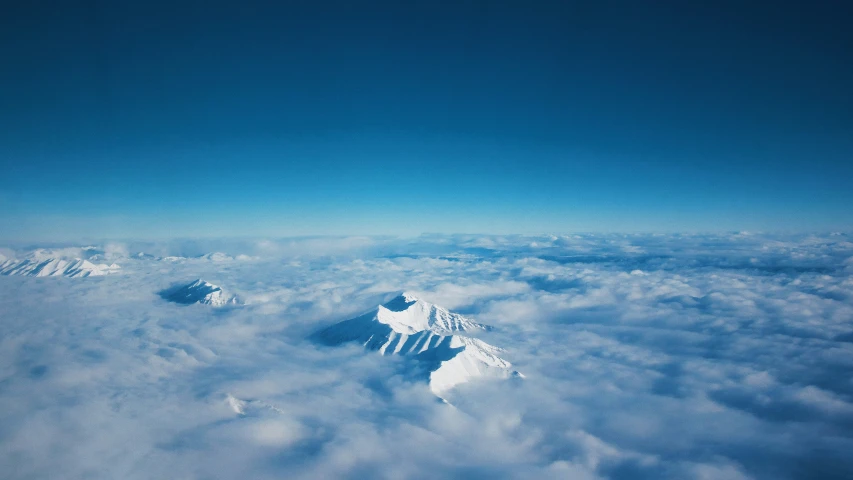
(159, 279, 239, 307)
(198, 252, 233, 262)
(0, 252, 120, 278)
(311, 292, 520, 397)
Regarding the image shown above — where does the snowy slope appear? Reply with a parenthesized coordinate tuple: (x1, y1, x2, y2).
(0, 254, 120, 278)
(198, 252, 233, 262)
(160, 279, 239, 307)
(312, 292, 519, 397)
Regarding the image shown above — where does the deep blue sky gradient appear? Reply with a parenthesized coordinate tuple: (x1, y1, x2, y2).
(2, 1, 852, 239)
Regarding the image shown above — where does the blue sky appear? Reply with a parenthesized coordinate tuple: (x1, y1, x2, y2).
(1, 1, 852, 240)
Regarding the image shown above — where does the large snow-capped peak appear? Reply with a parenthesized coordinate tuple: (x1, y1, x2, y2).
(375, 292, 491, 335)
(159, 279, 239, 307)
(311, 293, 519, 398)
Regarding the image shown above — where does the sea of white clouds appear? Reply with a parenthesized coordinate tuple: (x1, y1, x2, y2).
(1, 233, 852, 479)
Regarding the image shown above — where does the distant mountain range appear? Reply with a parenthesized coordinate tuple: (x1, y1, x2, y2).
(0, 249, 120, 278)
(0, 246, 260, 278)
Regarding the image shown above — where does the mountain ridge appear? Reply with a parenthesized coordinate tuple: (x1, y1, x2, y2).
(0, 254, 120, 278)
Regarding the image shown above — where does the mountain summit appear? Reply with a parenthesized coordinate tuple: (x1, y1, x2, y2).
(159, 279, 239, 307)
(371, 291, 491, 335)
(311, 293, 520, 398)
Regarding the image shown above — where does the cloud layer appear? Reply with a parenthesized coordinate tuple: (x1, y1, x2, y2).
(1, 233, 852, 479)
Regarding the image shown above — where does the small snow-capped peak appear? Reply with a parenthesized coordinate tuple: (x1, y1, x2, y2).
(199, 252, 233, 262)
(159, 279, 238, 307)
